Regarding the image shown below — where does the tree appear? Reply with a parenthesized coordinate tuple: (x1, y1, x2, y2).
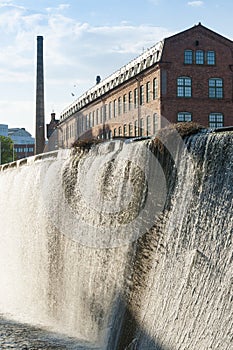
(0, 136, 15, 164)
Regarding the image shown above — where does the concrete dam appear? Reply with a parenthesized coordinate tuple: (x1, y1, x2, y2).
(0, 127, 232, 349)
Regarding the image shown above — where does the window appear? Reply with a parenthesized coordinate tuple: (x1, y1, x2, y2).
(146, 116, 151, 136)
(128, 91, 132, 110)
(207, 51, 215, 65)
(184, 50, 193, 64)
(146, 82, 151, 103)
(195, 50, 204, 64)
(139, 118, 144, 136)
(185, 49, 215, 65)
(209, 113, 224, 128)
(108, 102, 112, 119)
(153, 78, 158, 99)
(153, 113, 159, 134)
(139, 85, 144, 105)
(134, 120, 138, 136)
(177, 112, 192, 122)
(118, 97, 122, 115)
(134, 88, 138, 108)
(86, 115, 89, 129)
(113, 100, 117, 117)
(118, 126, 122, 136)
(100, 107, 103, 123)
(89, 112, 93, 127)
(103, 105, 107, 122)
(209, 78, 223, 98)
(123, 94, 127, 113)
(96, 109, 99, 124)
(123, 124, 127, 136)
(177, 77, 192, 97)
(129, 123, 133, 136)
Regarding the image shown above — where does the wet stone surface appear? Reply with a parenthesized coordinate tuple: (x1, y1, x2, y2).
(0, 317, 96, 350)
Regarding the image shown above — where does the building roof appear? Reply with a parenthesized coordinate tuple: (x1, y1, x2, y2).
(60, 40, 164, 121)
(8, 128, 32, 138)
(59, 23, 233, 123)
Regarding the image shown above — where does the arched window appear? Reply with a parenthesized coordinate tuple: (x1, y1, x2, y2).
(184, 50, 193, 64)
(195, 50, 204, 64)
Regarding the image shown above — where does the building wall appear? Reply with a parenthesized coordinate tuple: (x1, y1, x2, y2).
(161, 24, 233, 126)
(57, 24, 233, 148)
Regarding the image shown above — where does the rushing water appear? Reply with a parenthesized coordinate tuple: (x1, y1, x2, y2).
(0, 131, 232, 349)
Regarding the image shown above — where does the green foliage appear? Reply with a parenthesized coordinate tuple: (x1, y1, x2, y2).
(0, 136, 15, 164)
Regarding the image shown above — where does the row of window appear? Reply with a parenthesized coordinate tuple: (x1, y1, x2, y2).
(63, 110, 224, 142)
(78, 78, 159, 132)
(108, 114, 159, 138)
(14, 147, 34, 153)
(178, 112, 224, 127)
(184, 49, 215, 65)
(177, 77, 223, 98)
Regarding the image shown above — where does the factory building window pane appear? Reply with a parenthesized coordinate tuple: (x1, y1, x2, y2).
(196, 50, 204, 64)
(146, 82, 151, 103)
(209, 113, 223, 128)
(184, 50, 193, 64)
(153, 113, 159, 133)
(123, 94, 127, 113)
(146, 115, 151, 135)
(139, 85, 144, 105)
(134, 88, 138, 108)
(209, 78, 223, 99)
(128, 91, 132, 110)
(153, 78, 158, 99)
(177, 77, 192, 97)
(177, 112, 192, 122)
(207, 51, 215, 65)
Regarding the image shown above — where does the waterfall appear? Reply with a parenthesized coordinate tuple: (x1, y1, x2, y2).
(0, 131, 232, 349)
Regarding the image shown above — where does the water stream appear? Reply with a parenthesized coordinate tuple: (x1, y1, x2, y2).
(0, 131, 232, 349)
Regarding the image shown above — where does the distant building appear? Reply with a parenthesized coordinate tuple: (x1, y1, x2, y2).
(46, 112, 59, 139)
(0, 124, 8, 137)
(8, 128, 35, 159)
(58, 23, 233, 148)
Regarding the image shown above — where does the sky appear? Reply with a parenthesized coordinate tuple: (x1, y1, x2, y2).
(1, 0, 233, 136)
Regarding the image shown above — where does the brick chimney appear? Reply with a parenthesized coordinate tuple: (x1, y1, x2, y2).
(35, 36, 45, 155)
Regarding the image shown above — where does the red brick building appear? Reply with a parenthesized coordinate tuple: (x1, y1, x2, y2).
(57, 23, 233, 148)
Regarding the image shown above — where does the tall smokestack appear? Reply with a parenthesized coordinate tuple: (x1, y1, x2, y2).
(35, 35, 45, 155)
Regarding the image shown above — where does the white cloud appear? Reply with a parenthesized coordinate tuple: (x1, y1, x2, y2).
(46, 3, 70, 13)
(0, 4, 173, 134)
(187, 1, 204, 7)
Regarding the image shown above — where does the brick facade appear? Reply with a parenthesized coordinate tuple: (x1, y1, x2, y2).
(57, 24, 233, 148)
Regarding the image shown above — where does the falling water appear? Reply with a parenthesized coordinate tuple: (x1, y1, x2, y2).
(0, 130, 232, 349)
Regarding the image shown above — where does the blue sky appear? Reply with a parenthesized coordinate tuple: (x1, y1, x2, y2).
(1, 0, 233, 135)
